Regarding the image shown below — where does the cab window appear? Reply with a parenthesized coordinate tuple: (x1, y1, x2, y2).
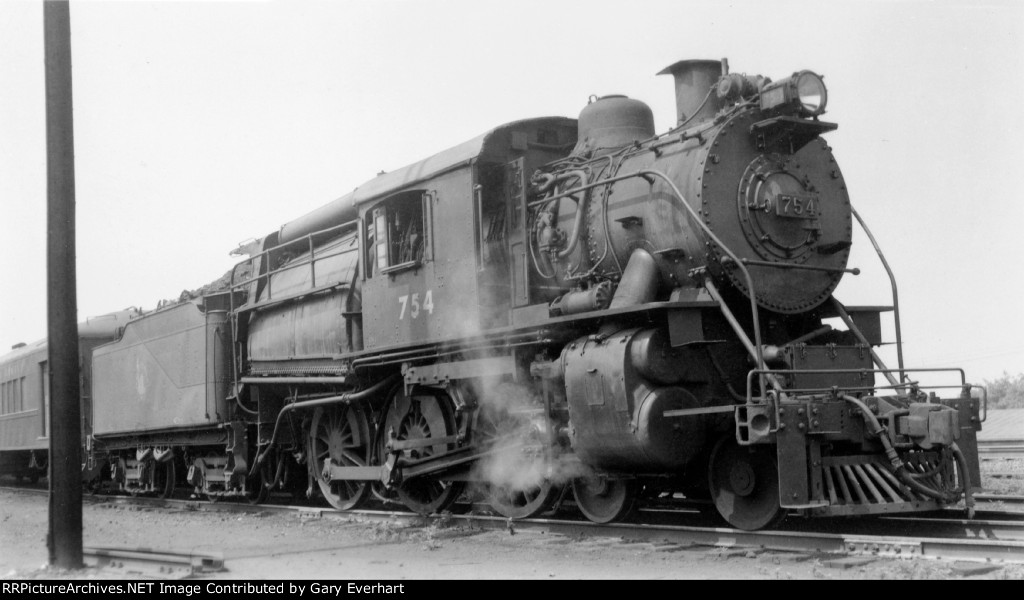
(365, 190, 430, 277)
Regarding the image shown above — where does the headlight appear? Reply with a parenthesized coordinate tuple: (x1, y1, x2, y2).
(795, 71, 827, 116)
(759, 70, 827, 117)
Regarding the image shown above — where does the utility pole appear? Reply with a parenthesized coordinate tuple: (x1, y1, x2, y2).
(44, 0, 83, 569)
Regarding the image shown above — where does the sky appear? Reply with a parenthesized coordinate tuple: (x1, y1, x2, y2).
(1, 0, 1022, 387)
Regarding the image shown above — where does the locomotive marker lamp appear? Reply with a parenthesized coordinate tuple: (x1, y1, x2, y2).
(759, 70, 828, 117)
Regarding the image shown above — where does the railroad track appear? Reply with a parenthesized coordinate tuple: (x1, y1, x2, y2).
(978, 439, 1024, 460)
(975, 493, 1024, 505)
(4, 484, 1024, 568)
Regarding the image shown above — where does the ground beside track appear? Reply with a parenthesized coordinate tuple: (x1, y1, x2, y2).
(982, 458, 1024, 496)
(1, 490, 1022, 581)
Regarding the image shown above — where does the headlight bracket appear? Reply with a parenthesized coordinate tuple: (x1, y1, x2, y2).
(750, 116, 838, 153)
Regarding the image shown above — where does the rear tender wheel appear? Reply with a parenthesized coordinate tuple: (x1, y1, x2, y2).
(708, 436, 786, 530)
(155, 458, 176, 499)
(29, 454, 47, 485)
(308, 403, 373, 511)
(572, 475, 637, 524)
(193, 455, 222, 503)
(117, 458, 142, 497)
(384, 387, 465, 515)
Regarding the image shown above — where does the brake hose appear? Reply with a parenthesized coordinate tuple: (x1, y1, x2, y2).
(841, 395, 974, 516)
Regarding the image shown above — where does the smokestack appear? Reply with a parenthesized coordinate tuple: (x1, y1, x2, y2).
(657, 59, 725, 127)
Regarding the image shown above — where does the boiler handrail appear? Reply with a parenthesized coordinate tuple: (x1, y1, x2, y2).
(852, 207, 905, 382)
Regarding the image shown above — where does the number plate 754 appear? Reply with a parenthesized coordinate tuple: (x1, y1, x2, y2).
(775, 194, 819, 219)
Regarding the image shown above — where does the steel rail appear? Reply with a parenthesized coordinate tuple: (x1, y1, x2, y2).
(84, 546, 224, 579)
(6, 486, 1022, 565)
(13, 481, 1023, 522)
(978, 440, 1024, 459)
(975, 494, 1024, 504)
(304, 508, 1024, 564)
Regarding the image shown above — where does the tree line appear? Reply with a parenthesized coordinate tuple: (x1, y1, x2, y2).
(981, 372, 1024, 410)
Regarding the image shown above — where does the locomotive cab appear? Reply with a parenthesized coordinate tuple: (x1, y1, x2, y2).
(353, 118, 578, 347)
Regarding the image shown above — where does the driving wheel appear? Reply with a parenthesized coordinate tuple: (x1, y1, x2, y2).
(475, 403, 562, 519)
(308, 403, 373, 511)
(383, 387, 465, 515)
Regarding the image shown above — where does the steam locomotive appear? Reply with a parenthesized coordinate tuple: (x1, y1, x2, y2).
(0, 59, 985, 530)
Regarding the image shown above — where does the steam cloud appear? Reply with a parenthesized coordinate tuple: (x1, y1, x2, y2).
(466, 378, 581, 498)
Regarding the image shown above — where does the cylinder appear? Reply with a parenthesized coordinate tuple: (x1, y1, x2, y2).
(658, 59, 724, 126)
(630, 328, 685, 385)
(562, 328, 706, 471)
(634, 386, 707, 468)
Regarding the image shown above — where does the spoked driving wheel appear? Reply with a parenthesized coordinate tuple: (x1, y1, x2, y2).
(572, 473, 637, 524)
(474, 404, 562, 519)
(383, 387, 465, 515)
(708, 436, 786, 530)
(490, 482, 562, 519)
(308, 403, 373, 511)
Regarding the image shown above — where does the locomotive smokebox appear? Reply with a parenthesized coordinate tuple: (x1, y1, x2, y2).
(573, 95, 655, 157)
(658, 59, 724, 126)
